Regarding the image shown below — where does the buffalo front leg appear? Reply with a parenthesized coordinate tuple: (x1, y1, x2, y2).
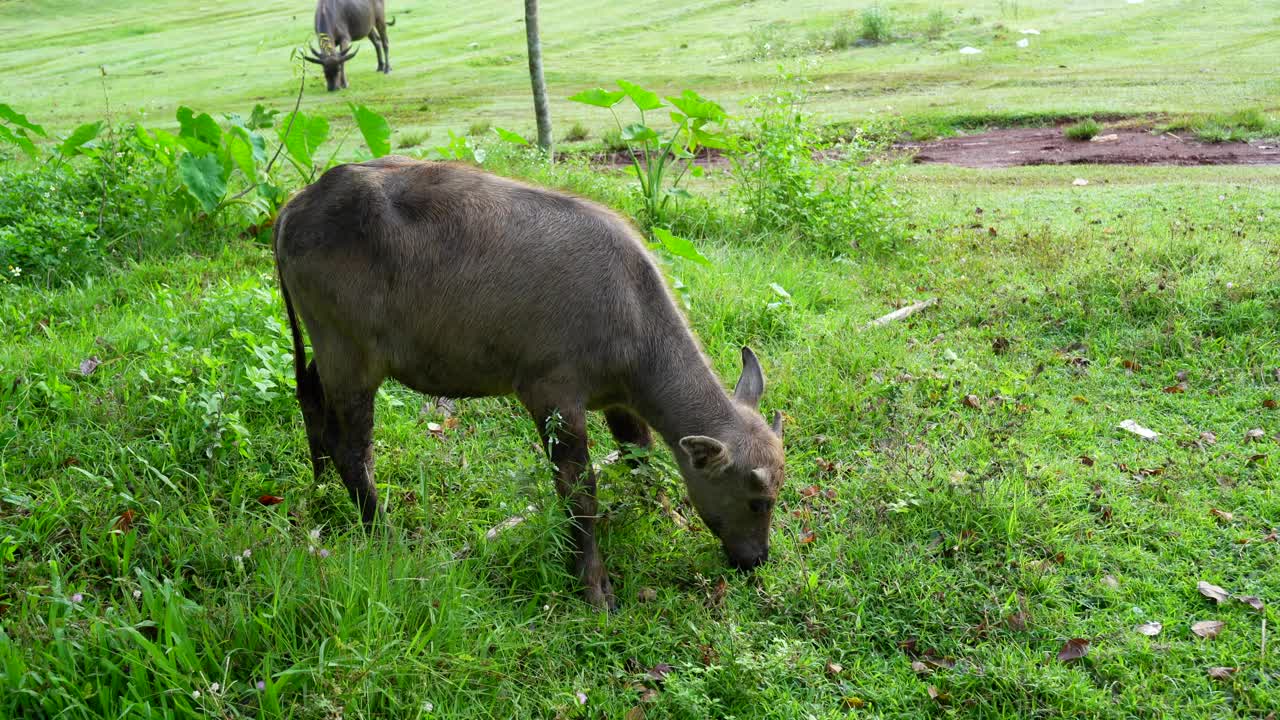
(524, 399, 614, 609)
(324, 388, 379, 526)
(604, 408, 652, 469)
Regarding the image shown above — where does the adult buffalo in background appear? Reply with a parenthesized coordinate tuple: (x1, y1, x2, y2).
(305, 0, 392, 91)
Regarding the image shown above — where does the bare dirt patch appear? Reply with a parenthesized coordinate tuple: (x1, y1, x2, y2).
(901, 127, 1280, 168)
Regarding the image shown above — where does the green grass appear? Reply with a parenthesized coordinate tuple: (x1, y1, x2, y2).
(3, 157, 1280, 717)
(1064, 118, 1102, 141)
(5, 0, 1280, 717)
(4, 0, 1280, 143)
(1161, 109, 1280, 143)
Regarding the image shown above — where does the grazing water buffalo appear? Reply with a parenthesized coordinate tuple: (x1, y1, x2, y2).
(272, 157, 786, 608)
(305, 0, 392, 91)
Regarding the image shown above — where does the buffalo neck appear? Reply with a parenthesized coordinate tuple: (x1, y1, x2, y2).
(630, 340, 740, 448)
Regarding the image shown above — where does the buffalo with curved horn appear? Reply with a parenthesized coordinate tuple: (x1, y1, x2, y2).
(304, 0, 391, 91)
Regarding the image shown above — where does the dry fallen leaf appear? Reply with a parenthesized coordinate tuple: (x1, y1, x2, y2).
(1200, 431, 1218, 445)
(1118, 419, 1159, 440)
(1122, 359, 1141, 372)
(625, 706, 646, 720)
(1102, 574, 1120, 590)
(637, 587, 657, 603)
(79, 356, 102, 376)
(815, 458, 836, 475)
(842, 696, 866, 709)
(646, 663, 673, 682)
(1135, 621, 1162, 637)
(1235, 595, 1265, 612)
(962, 394, 981, 409)
(707, 577, 728, 608)
(911, 660, 929, 674)
(798, 529, 817, 544)
(825, 661, 843, 676)
(1210, 508, 1234, 522)
(799, 485, 821, 498)
(1163, 383, 1187, 394)
(1058, 638, 1089, 662)
(1206, 666, 1238, 681)
(1005, 611, 1029, 631)
(1079, 455, 1096, 467)
(1245, 428, 1266, 443)
(257, 494, 285, 506)
(1198, 581, 1231, 604)
(485, 515, 526, 541)
(113, 509, 136, 533)
(1263, 399, 1278, 410)
(1192, 620, 1225, 639)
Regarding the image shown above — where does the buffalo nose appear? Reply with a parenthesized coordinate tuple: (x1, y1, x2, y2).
(727, 547, 769, 572)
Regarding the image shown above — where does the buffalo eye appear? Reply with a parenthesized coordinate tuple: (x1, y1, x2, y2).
(748, 499, 771, 514)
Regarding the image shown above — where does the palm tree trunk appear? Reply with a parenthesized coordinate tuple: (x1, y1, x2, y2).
(524, 0, 553, 155)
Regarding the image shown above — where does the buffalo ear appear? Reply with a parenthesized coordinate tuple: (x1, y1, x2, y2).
(679, 435, 730, 471)
(733, 346, 765, 408)
(770, 410, 784, 438)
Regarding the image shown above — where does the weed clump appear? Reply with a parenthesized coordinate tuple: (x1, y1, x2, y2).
(1064, 118, 1101, 141)
(730, 72, 903, 255)
(859, 5, 893, 44)
(563, 122, 589, 142)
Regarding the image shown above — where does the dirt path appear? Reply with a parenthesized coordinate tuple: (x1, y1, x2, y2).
(900, 127, 1280, 168)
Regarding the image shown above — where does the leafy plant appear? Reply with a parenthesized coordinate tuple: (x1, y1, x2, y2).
(568, 80, 731, 227)
(730, 72, 903, 254)
(859, 5, 893, 44)
(434, 130, 487, 164)
(1064, 118, 1101, 141)
(0, 104, 47, 159)
(397, 129, 431, 149)
(923, 8, 950, 39)
(563, 122, 589, 142)
(351, 103, 391, 158)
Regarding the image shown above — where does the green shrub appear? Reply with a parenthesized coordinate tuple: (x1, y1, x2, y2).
(397, 128, 430, 148)
(563, 122, 590, 142)
(1161, 109, 1280, 142)
(467, 119, 492, 137)
(829, 25, 856, 50)
(860, 5, 893, 44)
(1064, 118, 1101, 141)
(924, 9, 950, 39)
(730, 74, 903, 255)
(601, 127, 627, 152)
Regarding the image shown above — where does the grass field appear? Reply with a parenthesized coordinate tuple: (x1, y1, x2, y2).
(3, 0, 1280, 718)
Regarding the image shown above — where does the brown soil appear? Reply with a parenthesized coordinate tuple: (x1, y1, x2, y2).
(900, 127, 1280, 168)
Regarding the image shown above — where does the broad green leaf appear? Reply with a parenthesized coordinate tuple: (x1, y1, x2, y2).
(567, 88, 624, 108)
(666, 187, 693, 199)
(279, 112, 329, 168)
(0, 125, 38, 159)
(0, 104, 46, 136)
(178, 152, 227, 213)
(493, 127, 530, 146)
(652, 227, 711, 266)
(176, 106, 222, 147)
(227, 132, 258, 182)
(690, 126, 731, 150)
(58, 121, 104, 157)
(617, 80, 663, 111)
(349, 103, 391, 158)
(666, 91, 726, 123)
(690, 164, 705, 178)
(249, 104, 279, 130)
(620, 123, 659, 143)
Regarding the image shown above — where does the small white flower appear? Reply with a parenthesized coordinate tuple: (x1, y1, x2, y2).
(421, 701, 434, 713)
(308, 545, 316, 555)
(133, 589, 142, 599)
(192, 690, 201, 699)
(309, 528, 322, 542)
(8, 266, 20, 277)
(210, 683, 220, 693)
(242, 548, 252, 558)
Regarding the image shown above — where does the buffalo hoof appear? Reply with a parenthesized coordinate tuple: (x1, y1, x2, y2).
(581, 567, 616, 611)
(383, 65, 392, 74)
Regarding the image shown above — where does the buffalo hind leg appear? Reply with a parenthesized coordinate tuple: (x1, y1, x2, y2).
(369, 31, 386, 73)
(604, 408, 652, 469)
(523, 396, 614, 609)
(297, 359, 330, 480)
(323, 387, 379, 526)
(375, 18, 391, 73)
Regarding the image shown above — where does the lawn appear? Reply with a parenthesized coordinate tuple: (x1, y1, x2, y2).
(2, 0, 1280, 718)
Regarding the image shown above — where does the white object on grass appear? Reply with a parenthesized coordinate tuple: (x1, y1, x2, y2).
(1119, 419, 1159, 440)
(959, 46, 982, 55)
